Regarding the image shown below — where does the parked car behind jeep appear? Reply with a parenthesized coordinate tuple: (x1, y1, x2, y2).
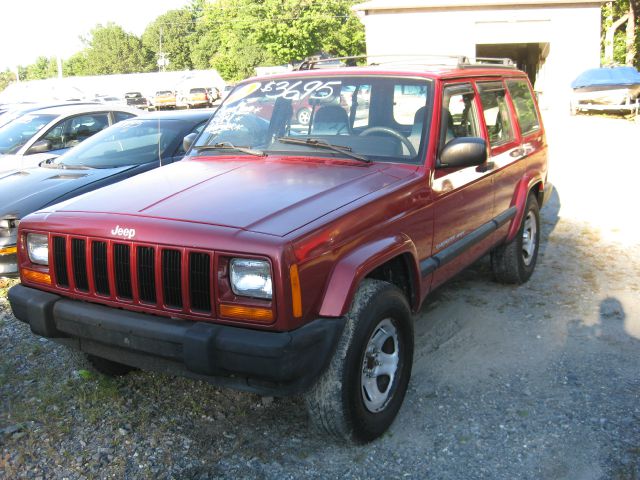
(0, 109, 212, 277)
(150, 90, 177, 111)
(124, 92, 148, 109)
(9, 57, 551, 443)
(0, 104, 138, 175)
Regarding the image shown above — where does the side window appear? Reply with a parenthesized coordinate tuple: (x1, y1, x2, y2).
(43, 113, 110, 150)
(41, 120, 68, 150)
(505, 79, 540, 135)
(477, 82, 515, 147)
(440, 83, 480, 149)
(114, 111, 136, 123)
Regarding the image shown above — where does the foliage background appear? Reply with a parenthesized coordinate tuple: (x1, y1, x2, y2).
(1, 0, 366, 88)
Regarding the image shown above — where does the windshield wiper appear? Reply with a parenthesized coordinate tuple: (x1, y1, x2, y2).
(193, 142, 266, 157)
(276, 137, 370, 163)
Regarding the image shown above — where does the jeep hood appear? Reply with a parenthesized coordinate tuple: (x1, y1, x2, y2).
(47, 156, 415, 237)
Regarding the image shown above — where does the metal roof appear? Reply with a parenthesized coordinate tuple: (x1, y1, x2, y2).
(353, 0, 604, 11)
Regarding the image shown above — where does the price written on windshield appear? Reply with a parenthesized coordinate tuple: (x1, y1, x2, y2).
(260, 80, 342, 101)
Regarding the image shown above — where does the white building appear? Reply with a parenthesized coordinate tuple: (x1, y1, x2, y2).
(353, 0, 603, 109)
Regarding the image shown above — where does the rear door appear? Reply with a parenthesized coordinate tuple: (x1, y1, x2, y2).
(475, 80, 523, 226)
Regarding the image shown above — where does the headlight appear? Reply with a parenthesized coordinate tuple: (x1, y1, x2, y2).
(27, 233, 49, 266)
(230, 258, 272, 300)
(0, 218, 18, 230)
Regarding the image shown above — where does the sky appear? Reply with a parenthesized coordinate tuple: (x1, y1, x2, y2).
(0, 0, 192, 71)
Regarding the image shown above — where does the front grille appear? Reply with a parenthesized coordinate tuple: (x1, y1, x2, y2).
(71, 239, 88, 291)
(53, 237, 69, 287)
(137, 246, 156, 304)
(50, 236, 212, 316)
(162, 249, 182, 308)
(189, 252, 211, 312)
(92, 241, 110, 296)
(114, 244, 132, 299)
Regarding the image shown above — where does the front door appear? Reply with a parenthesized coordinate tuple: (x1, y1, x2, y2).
(430, 81, 495, 290)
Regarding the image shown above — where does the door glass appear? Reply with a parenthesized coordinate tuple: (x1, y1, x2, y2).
(477, 82, 515, 146)
(43, 113, 110, 149)
(505, 79, 540, 135)
(440, 84, 480, 150)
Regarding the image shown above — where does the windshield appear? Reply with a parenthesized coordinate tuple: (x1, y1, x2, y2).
(0, 113, 56, 154)
(192, 76, 432, 163)
(54, 118, 201, 169)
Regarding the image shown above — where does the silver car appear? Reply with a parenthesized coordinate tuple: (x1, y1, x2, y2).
(0, 104, 138, 174)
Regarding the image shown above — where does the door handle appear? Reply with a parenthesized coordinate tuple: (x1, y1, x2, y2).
(510, 148, 525, 158)
(477, 161, 495, 172)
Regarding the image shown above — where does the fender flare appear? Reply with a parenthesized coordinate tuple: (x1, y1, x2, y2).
(318, 234, 420, 318)
(507, 175, 543, 242)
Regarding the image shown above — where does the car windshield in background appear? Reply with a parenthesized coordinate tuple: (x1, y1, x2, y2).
(55, 118, 196, 169)
(0, 113, 56, 154)
(192, 76, 432, 163)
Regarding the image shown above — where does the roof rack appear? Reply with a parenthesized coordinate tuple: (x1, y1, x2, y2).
(293, 54, 516, 71)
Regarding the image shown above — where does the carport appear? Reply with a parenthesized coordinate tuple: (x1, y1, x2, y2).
(353, 0, 603, 109)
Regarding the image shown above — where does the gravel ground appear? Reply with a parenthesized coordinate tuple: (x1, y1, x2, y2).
(1, 111, 639, 479)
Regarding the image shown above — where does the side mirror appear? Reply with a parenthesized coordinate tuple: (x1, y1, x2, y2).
(438, 137, 487, 169)
(27, 139, 52, 155)
(183, 133, 198, 152)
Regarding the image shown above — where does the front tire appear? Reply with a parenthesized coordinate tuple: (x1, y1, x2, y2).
(305, 279, 414, 442)
(491, 193, 540, 284)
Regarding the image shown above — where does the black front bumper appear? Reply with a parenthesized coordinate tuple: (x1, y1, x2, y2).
(9, 284, 344, 396)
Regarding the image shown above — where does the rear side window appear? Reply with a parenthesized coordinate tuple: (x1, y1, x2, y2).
(477, 82, 515, 147)
(506, 79, 540, 135)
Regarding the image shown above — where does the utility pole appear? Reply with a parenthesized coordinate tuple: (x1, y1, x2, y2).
(158, 25, 167, 73)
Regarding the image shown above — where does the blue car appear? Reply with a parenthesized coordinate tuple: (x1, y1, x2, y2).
(0, 109, 213, 276)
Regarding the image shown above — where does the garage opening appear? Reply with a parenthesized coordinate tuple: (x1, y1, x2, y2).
(476, 43, 549, 85)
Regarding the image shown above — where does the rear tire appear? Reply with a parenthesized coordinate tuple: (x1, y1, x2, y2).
(304, 279, 414, 443)
(491, 193, 540, 284)
(86, 354, 137, 377)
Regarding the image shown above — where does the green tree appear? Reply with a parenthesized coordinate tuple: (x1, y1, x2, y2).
(191, 0, 365, 81)
(258, 0, 366, 65)
(64, 52, 89, 77)
(602, 0, 639, 67)
(0, 70, 16, 93)
(83, 23, 154, 75)
(143, 8, 197, 71)
(23, 56, 58, 80)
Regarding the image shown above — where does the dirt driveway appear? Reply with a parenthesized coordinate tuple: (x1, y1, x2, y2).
(1, 112, 639, 479)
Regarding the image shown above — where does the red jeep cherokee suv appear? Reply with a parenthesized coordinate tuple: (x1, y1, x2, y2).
(9, 56, 551, 442)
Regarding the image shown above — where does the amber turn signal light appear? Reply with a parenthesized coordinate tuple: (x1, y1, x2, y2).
(219, 304, 273, 323)
(21, 268, 52, 285)
(0, 246, 17, 256)
(290, 264, 302, 318)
